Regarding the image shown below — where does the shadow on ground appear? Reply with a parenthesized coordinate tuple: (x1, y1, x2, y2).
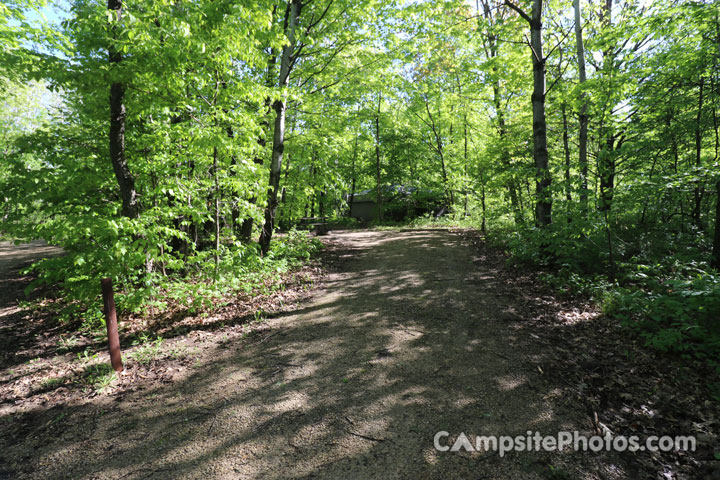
(0, 231, 633, 479)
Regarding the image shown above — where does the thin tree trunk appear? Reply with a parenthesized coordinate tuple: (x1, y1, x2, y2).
(597, 0, 616, 213)
(310, 151, 317, 218)
(258, 0, 301, 255)
(481, 0, 522, 224)
(375, 91, 383, 222)
(712, 180, 720, 269)
(496, 82, 522, 224)
(108, 0, 138, 219)
(480, 169, 487, 234)
(424, 96, 452, 206)
(598, 135, 616, 212)
(666, 110, 685, 230)
(639, 154, 659, 225)
(464, 112, 469, 216)
(281, 146, 291, 204)
(693, 77, 705, 228)
(562, 101, 572, 205)
(455, 71, 469, 216)
(213, 146, 220, 279)
(349, 135, 358, 217)
(604, 208, 616, 280)
(574, 0, 589, 212)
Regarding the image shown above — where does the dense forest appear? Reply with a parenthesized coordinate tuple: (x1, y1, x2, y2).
(2, 0, 720, 387)
(3, 0, 720, 478)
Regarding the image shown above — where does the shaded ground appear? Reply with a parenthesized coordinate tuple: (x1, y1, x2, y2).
(0, 241, 64, 369)
(0, 230, 711, 479)
(0, 241, 63, 276)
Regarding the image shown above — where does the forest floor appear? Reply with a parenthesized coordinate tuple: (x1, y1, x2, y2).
(0, 230, 717, 479)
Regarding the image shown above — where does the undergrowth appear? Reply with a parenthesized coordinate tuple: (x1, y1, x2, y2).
(24, 229, 323, 336)
(486, 214, 720, 377)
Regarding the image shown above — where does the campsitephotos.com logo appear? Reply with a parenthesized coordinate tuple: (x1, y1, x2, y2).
(434, 431, 696, 457)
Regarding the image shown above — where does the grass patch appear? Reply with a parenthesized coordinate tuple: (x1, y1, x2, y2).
(82, 363, 117, 394)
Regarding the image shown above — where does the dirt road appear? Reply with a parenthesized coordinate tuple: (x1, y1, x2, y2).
(0, 241, 62, 277)
(1, 230, 627, 479)
(0, 240, 62, 306)
(0, 241, 63, 370)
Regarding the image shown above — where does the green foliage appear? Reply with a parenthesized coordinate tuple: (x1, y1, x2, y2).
(494, 215, 720, 370)
(128, 334, 165, 364)
(3, 0, 720, 381)
(609, 274, 720, 363)
(268, 229, 324, 266)
(83, 363, 118, 393)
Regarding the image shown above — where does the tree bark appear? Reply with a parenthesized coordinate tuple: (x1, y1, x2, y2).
(598, 135, 616, 212)
(348, 135, 358, 217)
(693, 77, 705, 228)
(480, 0, 523, 224)
(213, 146, 220, 278)
(108, 0, 138, 219)
(258, 0, 301, 255)
(375, 91, 383, 222)
(597, 0, 617, 213)
(463, 111, 469, 216)
(424, 96, 453, 206)
(712, 180, 720, 269)
(711, 18, 720, 268)
(241, 55, 277, 241)
(562, 101, 572, 205)
(574, 0, 589, 212)
(505, 0, 552, 226)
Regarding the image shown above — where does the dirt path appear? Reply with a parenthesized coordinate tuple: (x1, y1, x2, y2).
(0, 240, 62, 277)
(0, 241, 64, 369)
(1, 230, 628, 479)
(0, 240, 62, 307)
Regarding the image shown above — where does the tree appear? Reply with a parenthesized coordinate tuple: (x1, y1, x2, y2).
(107, 0, 138, 219)
(504, 0, 552, 226)
(574, 0, 589, 212)
(259, 0, 302, 255)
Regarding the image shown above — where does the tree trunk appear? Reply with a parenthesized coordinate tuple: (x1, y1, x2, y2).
(463, 112, 469, 216)
(258, 0, 301, 255)
(495, 83, 522, 224)
(349, 135, 358, 217)
(108, 0, 138, 219)
(481, 0, 522, 224)
(424, 96, 452, 207)
(241, 57, 276, 241)
(693, 77, 705, 229)
(711, 21, 720, 268)
(598, 135, 615, 212)
(712, 180, 720, 269)
(574, 0, 589, 212)
(505, 0, 552, 226)
(375, 91, 383, 222)
(529, 1, 551, 226)
(213, 146, 220, 278)
(480, 169, 487, 234)
(597, 0, 616, 214)
(562, 101, 572, 205)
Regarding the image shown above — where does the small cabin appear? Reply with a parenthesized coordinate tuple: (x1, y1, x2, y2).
(345, 185, 446, 221)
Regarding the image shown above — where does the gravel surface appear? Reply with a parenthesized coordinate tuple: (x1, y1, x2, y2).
(1, 230, 630, 479)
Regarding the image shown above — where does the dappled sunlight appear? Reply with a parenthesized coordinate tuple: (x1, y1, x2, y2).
(555, 308, 599, 326)
(495, 374, 528, 391)
(528, 408, 557, 426)
(1, 230, 630, 479)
